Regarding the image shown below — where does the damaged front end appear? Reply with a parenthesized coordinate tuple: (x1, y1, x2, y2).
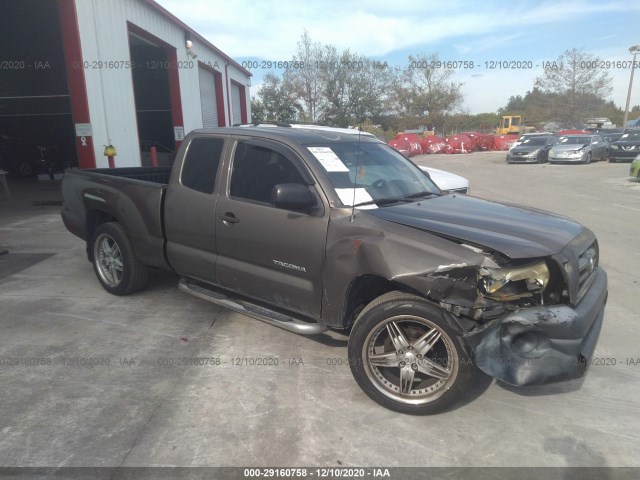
(414, 239, 608, 386)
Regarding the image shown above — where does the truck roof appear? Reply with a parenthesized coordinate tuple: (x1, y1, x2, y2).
(189, 126, 381, 145)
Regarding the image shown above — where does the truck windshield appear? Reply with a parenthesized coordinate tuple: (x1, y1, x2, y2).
(306, 142, 441, 207)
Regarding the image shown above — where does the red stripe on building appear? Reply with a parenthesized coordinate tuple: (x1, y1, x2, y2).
(57, 0, 95, 169)
(239, 84, 247, 124)
(215, 70, 226, 126)
(166, 48, 184, 149)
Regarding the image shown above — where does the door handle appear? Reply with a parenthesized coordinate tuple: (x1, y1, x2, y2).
(219, 212, 240, 225)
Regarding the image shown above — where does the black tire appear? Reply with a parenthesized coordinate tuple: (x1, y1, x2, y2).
(91, 222, 149, 295)
(585, 153, 592, 164)
(348, 291, 475, 414)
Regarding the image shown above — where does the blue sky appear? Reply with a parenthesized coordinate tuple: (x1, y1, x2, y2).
(157, 0, 640, 115)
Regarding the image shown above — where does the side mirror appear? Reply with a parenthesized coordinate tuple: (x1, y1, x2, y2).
(271, 183, 315, 211)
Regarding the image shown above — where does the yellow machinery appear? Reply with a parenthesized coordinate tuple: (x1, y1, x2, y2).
(495, 115, 535, 135)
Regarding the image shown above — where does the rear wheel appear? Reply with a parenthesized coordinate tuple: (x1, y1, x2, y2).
(91, 222, 149, 295)
(348, 292, 475, 414)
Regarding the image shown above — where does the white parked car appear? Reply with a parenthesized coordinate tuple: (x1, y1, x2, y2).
(419, 166, 470, 194)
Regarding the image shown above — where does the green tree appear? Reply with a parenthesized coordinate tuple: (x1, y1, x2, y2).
(288, 31, 323, 122)
(319, 47, 394, 126)
(534, 48, 613, 127)
(442, 113, 500, 134)
(393, 54, 464, 131)
(251, 72, 300, 123)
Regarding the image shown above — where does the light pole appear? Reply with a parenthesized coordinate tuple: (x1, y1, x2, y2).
(622, 45, 640, 128)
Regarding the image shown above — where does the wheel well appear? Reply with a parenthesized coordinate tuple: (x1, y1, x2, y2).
(340, 275, 418, 328)
(85, 209, 117, 261)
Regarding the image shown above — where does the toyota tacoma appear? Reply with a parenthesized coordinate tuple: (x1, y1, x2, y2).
(61, 125, 607, 414)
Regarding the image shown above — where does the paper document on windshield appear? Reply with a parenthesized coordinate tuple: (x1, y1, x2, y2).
(307, 147, 349, 172)
(335, 188, 377, 209)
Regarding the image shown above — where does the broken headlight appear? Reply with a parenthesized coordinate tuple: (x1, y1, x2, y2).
(478, 261, 550, 301)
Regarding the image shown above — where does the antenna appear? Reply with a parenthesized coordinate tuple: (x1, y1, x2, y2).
(350, 126, 363, 222)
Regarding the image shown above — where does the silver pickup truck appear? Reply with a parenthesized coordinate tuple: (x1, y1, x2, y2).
(61, 125, 607, 414)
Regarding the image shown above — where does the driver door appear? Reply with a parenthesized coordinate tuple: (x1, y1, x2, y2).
(214, 138, 329, 319)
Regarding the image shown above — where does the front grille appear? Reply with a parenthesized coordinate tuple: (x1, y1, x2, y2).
(577, 241, 598, 302)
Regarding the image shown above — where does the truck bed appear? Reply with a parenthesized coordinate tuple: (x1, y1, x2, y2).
(61, 167, 172, 269)
(87, 166, 172, 184)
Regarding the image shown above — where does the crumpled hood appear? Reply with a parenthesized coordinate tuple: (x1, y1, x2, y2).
(366, 194, 584, 259)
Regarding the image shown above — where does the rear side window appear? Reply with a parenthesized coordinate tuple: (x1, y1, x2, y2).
(181, 137, 224, 194)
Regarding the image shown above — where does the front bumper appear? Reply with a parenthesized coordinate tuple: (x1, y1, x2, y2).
(507, 155, 538, 163)
(549, 154, 586, 163)
(610, 153, 637, 162)
(463, 267, 607, 386)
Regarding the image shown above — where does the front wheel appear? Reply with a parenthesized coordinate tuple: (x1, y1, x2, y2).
(91, 222, 149, 295)
(348, 292, 475, 414)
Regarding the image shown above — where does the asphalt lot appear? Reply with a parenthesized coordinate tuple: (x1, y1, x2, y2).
(0, 153, 639, 469)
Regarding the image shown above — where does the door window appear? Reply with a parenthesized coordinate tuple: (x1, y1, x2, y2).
(230, 141, 306, 204)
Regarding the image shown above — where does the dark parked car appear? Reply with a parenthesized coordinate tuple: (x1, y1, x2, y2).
(601, 133, 623, 161)
(602, 132, 623, 144)
(608, 129, 640, 163)
(61, 125, 607, 415)
(506, 135, 556, 163)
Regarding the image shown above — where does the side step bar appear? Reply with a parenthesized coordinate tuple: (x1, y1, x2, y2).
(178, 278, 328, 335)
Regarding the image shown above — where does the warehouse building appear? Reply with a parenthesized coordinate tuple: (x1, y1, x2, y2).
(0, 0, 251, 178)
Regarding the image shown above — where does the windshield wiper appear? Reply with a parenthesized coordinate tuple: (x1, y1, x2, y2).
(402, 190, 439, 199)
(353, 191, 438, 208)
(353, 196, 413, 207)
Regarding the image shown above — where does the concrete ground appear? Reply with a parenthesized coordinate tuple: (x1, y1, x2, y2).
(0, 155, 639, 469)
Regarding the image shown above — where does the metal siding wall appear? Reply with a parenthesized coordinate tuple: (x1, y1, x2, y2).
(75, 0, 140, 167)
(74, 0, 250, 166)
(198, 67, 218, 128)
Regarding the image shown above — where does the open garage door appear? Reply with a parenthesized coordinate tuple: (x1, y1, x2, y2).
(0, 0, 77, 179)
(128, 27, 179, 166)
